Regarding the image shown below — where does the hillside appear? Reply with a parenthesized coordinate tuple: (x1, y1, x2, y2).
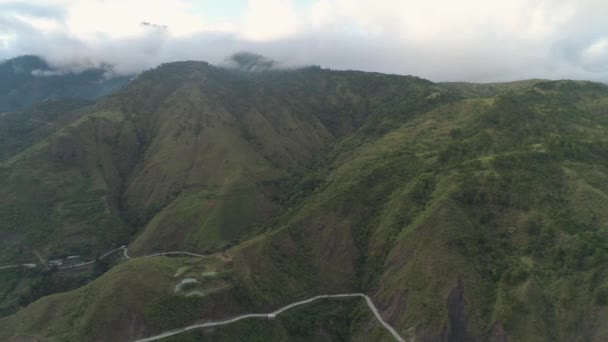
(0, 62, 607, 341)
(0, 99, 94, 161)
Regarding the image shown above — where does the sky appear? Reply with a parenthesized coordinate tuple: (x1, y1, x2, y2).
(1, 0, 608, 82)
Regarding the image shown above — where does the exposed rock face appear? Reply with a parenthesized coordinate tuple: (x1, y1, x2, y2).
(445, 278, 470, 342)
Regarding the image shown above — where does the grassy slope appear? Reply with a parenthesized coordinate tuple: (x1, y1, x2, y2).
(0, 99, 93, 161)
(1, 64, 608, 341)
(0, 109, 136, 263)
(0, 62, 449, 261)
(360, 81, 608, 340)
(102, 63, 448, 255)
(0, 108, 138, 315)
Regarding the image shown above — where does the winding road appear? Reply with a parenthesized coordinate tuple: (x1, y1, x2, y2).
(57, 246, 129, 270)
(0, 246, 129, 271)
(57, 246, 136, 270)
(2, 247, 406, 341)
(0, 263, 36, 270)
(134, 293, 406, 342)
(0, 246, 215, 271)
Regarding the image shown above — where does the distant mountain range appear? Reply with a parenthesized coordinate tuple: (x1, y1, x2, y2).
(0, 55, 131, 112)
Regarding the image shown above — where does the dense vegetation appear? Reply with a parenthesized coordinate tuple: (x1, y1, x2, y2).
(0, 60, 607, 341)
(0, 98, 93, 160)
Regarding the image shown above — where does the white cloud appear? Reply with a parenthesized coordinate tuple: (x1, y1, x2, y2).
(240, 0, 299, 41)
(581, 38, 608, 72)
(1, 0, 608, 82)
(63, 0, 210, 39)
(12, 14, 59, 32)
(310, 0, 332, 29)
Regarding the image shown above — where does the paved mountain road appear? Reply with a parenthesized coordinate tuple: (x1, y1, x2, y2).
(0, 247, 209, 271)
(134, 293, 406, 342)
(139, 251, 210, 259)
(0, 264, 22, 270)
(0, 263, 37, 270)
(57, 246, 129, 270)
(1, 248, 406, 341)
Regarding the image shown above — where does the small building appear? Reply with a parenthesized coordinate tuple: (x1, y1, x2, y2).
(48, 259, 63, 266)
(268, 314, 276, 320)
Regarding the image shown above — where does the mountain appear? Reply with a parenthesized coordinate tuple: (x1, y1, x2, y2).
(0, 60, 607, 341)
(0, 55, 131, 112)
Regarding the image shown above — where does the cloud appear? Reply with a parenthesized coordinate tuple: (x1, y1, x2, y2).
(0, 1, 65, 20)
(241, 0, 299, 41)
(31, 68, 66, 76)
(1, 0, 608, 82)
(581, 38, 608, 72)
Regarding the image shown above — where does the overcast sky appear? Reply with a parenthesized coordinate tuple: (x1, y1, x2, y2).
(1, 0, 607, 82)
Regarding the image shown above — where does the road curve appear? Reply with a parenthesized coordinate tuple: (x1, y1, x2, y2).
(100, 247, 128, 259)
(58, 246, 129, 270)
(133, 293, 406, 342)
(140, 251, 209, 259)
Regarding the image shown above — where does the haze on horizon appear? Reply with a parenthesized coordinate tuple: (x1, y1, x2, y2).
(1, 0, 607, 83)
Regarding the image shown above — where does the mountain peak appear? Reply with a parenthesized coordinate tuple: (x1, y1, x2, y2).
(223, 52, 278, 72)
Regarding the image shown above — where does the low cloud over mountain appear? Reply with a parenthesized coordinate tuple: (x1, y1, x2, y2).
(1, 0, 608, 82)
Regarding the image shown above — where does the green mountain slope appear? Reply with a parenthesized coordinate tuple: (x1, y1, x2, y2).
(0, 61, 607, 341)
(0, 61, 449, 263)
(0, 99, 95, 161)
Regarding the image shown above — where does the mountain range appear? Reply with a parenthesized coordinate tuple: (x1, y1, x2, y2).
(0, 55, 131, 112)
(0, 55, 607, 341)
